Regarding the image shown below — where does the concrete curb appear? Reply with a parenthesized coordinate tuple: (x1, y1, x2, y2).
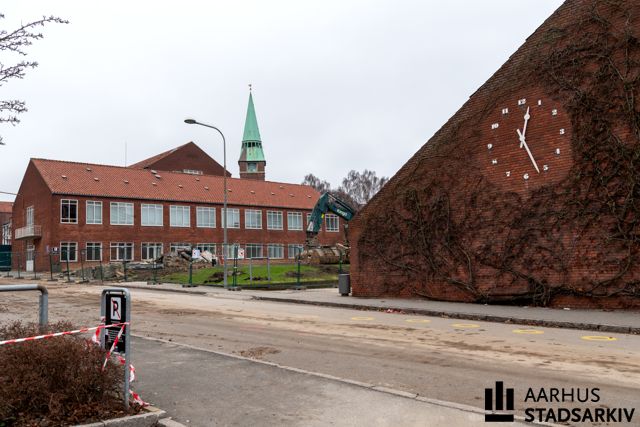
(133, 335, 560, 427)
(75, 406, 166, 427)
(250, 296, 640, 335)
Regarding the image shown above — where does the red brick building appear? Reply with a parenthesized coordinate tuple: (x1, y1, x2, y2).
(350, 0, 640, 308)
(10, 92, 344, 271)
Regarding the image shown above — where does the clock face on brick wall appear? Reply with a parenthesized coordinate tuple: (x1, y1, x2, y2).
(481, 93, 572, 192)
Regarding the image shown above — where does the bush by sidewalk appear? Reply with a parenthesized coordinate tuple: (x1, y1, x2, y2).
(0, 321, 138, 426)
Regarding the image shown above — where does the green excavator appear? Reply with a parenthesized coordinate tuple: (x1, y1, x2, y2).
(300, 192, 357, 264)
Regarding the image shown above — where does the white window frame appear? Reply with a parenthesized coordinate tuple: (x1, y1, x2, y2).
(245, 243, 263, 259)
(60, 242, 78, 262)
(196, 243, 216, 254)
(61, 199, 78, 224)
(245, 209, 262, 230)
(141, 242, 163, 261)
(266, 211, 283, 230)
(170, 242, 191, 252)
(196, 207, 216, 228)
(267, 244, 284, 259)
(141, 204, 163, 227)
(288, 244, 304, 259)
(222, 208, 240, 229)
(26, 206, 34, 227)
(110, 202, 134, 226)
(170, 205, 191, 228)
(85, 242, 102, 261)
(86, 201, 103, 225)
(110, 242, 134, 261)
(287, 212, 303, 231)
(325, 214, 339, 232)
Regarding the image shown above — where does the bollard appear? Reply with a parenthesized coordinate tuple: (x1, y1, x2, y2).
(16, 252, 23, 279)
(32, 252, 38, 280)
(65, 255, 71, 283)
(48, 253, 55, 281)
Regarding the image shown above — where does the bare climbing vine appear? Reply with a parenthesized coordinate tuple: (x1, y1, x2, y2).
(359, 0, 640, 307)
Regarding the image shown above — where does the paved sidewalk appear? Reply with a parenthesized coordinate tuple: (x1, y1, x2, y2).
(132, 336, 526, 427)
(118, 281, 640, 334)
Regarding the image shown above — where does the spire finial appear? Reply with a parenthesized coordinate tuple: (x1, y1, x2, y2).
(249, 83, 252, 92)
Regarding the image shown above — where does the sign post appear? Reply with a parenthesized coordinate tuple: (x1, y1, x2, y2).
(101, 288, 131, 410)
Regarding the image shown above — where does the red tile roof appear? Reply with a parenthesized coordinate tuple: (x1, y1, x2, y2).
(0, 202, 12, 214)
(128, 142, 190, 169)
(31, 158, 320, 209)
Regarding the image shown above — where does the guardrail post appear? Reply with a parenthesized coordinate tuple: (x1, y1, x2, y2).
(0, 284, 48, 326)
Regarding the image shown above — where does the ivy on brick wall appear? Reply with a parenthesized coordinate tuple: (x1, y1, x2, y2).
(358, 0, 640, 306)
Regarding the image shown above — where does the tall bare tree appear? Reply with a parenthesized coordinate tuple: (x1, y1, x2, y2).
(302, 169, 388, 210)
(0, 13, 68, 145)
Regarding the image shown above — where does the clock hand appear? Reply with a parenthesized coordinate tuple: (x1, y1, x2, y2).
(520, 106, 531, 148)
(516, 129, 540, 173)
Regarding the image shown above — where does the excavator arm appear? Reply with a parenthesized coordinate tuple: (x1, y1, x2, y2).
(306, 193, 356, 247)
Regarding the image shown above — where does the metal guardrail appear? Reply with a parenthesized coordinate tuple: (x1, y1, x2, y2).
(0, 284, 48, 326)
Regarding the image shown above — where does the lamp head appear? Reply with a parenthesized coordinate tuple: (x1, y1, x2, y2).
(184, 118, 197, 124)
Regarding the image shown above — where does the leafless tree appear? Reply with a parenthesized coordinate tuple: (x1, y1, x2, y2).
(302, 170, 388, 210)
(302, 173, 332, 194)
(0, 13, 68, 145)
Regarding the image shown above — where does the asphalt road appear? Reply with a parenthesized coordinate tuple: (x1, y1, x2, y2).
(1, 282, 639, 425)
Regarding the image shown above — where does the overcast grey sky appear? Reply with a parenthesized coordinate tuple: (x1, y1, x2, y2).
(0, 0, 564, 202)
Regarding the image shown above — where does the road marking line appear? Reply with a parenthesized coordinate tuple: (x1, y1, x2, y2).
(512, 329, 544, 335)
(405, 319, 431, 324)
(351, 316, 374, 321)
(451, 323, 480, 329)
(581, 335, 617, 342)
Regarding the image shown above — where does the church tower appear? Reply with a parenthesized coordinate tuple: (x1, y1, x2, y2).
(238, 87, 266, 181)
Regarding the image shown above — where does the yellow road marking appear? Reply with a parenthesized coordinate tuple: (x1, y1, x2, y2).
(452, 323, 480, 329)
(351, 316, 374, 321)
(581, 335, 617, 342)
(512, 329, 544, 334)
(405, 319, 431, 324)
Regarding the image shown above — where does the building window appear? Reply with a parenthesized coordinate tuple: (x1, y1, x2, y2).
(245, 243, 263, 259)
(266, 211, 283, 230)
(110, 242, 133, 261)
(60, 242, 78, 262)
(170, 205, 191, 227)
(287, 212, 303, 231)
(170, 242, 191, 252)
(183, 169, 203, 175)
(61, 199, 78, 224)
(196, 243, 216, 254)
(141, 243, 163, 261)
(196, 207, 216, 228)
(26, 206, 34, 227)
(245, 209, 262, 229)
(223, 244, 243, 259)
(86, 201, 103, 225)
(86, 242, 102, 261)
(306, 213, 311, 227)
(247, 163, 257, 172)
(141, 204, 163, 226)
(110, 202, 134, 225)
(288, 244, 304, 259)
(268, 244, 284, 259)
(1, 221, 10, 245)
(221, 208, 240, 229)
(325, 214, 339, 232)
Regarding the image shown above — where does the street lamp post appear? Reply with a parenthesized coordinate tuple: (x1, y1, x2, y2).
(184, 118, 229, 289)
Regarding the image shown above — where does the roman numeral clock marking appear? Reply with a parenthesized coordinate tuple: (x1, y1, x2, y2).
(485, 96, 571, 191)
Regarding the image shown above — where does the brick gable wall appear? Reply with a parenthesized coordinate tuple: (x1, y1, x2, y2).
(350, 0, 640, 309)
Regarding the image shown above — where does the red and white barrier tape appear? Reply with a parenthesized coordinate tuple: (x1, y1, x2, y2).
(0, 322, 129, 346)
(0, 319, 148, 407)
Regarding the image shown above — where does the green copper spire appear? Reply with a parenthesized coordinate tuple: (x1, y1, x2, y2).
(239, 88, 266, 163)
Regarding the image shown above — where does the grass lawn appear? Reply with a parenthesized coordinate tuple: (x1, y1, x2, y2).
(162, 263, 348, 285)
